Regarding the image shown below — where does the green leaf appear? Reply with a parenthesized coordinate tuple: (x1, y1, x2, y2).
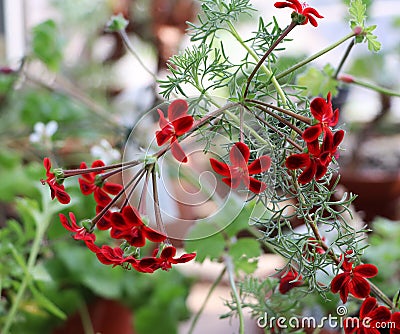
(29, 283, 67, 319)
(32, 20, 63, 71)
(185, 222, 225, 262)
(297, 64, 338, 97)
(229, 238, 261, 274)
(349, 0, 366, 28)
(106, 14, 129, 32)
(364, 25, 381, 52)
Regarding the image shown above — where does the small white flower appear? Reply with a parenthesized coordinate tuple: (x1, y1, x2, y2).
(90, 139, 121, 164)
(29, 121, 58, 144)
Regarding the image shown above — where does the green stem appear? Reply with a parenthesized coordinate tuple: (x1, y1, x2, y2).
(226, 21, 287, 104)
(119, 29, 157, 80)
(276, 32, 356, 80)
(334, 39, 355, 79)
(79, 303, 95, 334)
(188, 267, 227, 334)
(224, 255, 245, 334)
(2, 196, 52, 334)
(350, 78, 400, 98)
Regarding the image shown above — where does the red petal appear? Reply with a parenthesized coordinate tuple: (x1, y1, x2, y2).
(248, 177, 267, 194)
(330, 273, 349, 293)
(370, 306, 391, 324)
(55, 187, 71, 204)
(340, 284, 349, 304)
(173, 252, 197, 264)
(303, 124, 322, 142)
(43, 157, 51, 174)
(143, 226, 167, 242)
(274, 0, 301, 12)
(103, 182, 123, 195)
(168, 99, 189, 122)
(310, 96, 332, 121)
(353, 264, 378, 278)
(85, 240, 100, 253)
(157, 108, 169, 128)
(333, 130, 345, 149)
(161, 246, 177, 259)
(171, 139, 188, 163)
(307, 139, 321, 156)
(349, 276, 371, 299)
(210, 158, 231, 177)
(128, 230, 146, 247)
(329, 108, 340, 127)
(122, 206, 142, 226)
(172, 115, 194, 136)
(156, 126, 174, 146)
(91, 160, 105, 169)
(390, 312, 400, 334)
(110, 211, 127, 229)
(298, 160, 316, 184)
(303, 7, 324, 19)
(230, 142, 250, 166)
(285, 153, 310, 169)
(248, 156, 271, 175)
(94, 189, 112, 206)
(222, 177, 241, 189)
(315, 162, 328, 180)
(79, 178, 94, 195)
(360, 297, 378, 318)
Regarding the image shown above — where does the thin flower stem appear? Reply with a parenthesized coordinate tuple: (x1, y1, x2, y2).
(63, 160, 141, 177)
(138, 168, 151, 215)
(224, 255, 245, 334)
(151, 167, 169, 242)
(188, 267, 227, 334)
(244, 21, 297, 99)
(225, 21, 287, 104)
(78, 303, 95, 334)
(254, 105, 303, 137)
(334, 39, 355, 79)
(120, 168, 148, 209)
(239, 105, 244, 143)
(90, 168, 146, 228)
(276, 31, 356, 80)
(349, 77, 400, 98)
(252, 112, 303, 152)
(118, 29, 157, 80)
(246, 99, 312, 124)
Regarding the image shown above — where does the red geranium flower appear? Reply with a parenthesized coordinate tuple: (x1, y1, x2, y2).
(390, 312, 400, 334)
(303, 93, 339, 143)
(79, 160, 123, 206)
(279, 270, 303, 294)
(274, 0, 323, 27)
(110, 205, 166, 247)
(156, 99, 194, 163)
(344, 297, 391, 334)
(137, 246, 196, 273)
(285, 129, 344, 185)
(59, 212, 95, 242)
(210, 142, 271, 194)
(41, 158, 70, 204)
(330, 253, 378, 303)
(95, 204, 113, 230)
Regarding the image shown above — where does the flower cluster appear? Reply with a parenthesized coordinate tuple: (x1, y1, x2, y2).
(285, 93, 344, 185)
(43, 154, 196, 273)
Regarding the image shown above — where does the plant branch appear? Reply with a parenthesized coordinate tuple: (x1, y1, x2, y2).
(276, 31, 357, 80)
(334, 39, 355, 79)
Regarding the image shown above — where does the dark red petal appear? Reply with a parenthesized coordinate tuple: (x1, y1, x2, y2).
(298, 160, 317, 184)
(143, 226, 167, 242)
(161, 246, 177, 259)
(279, 272, 303, 294)
(370, 306, 391, 324)
(85, 240, 100, 253)
(329, 108, 340, 127)
(353, 264, 378, 278)
(248, 156, 271, 175)
(360, 297, 377, 318)
(43, 157, 51, 174)
(303, 7, 324, 19)
(171, 139, 188, 163)
(230, 142, 250, 166)
(122, 205, 142, 226)
(285, 153, 310, 169)
(305, 14, 318, 27)
(172, 115, 194, 136)
(94, 189, 112, 206)
(172, 252, 197, 264)
(307, 139, 321, 156)
(315, 162, 328, 180)
(79, 178, 94, 195)
(210, 158, 231, 177)
(222, 177, 240, 189)
(102, 182, 123, 195)
(330, 273, 349, 293)
(168, 99, 189, 122)
(349, 276, 371, 299)
(156, 126, 174, 146)
(91, 160, 105, 169)
(303, 124, 322, 142)
(310, 96, 331, 121)
(390, 312, 400, 334)
(248, 177, 267, 194)
(128, 230, 146, 247)
(333, 130, 345, 149)
(55, 187, 71, 204)
(111, 211, 128, 229)
(157, 108, 168, 128)
(59, 213, 74, 232)
(340, 284, 350, 304)
(274, 0, 301, 12)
